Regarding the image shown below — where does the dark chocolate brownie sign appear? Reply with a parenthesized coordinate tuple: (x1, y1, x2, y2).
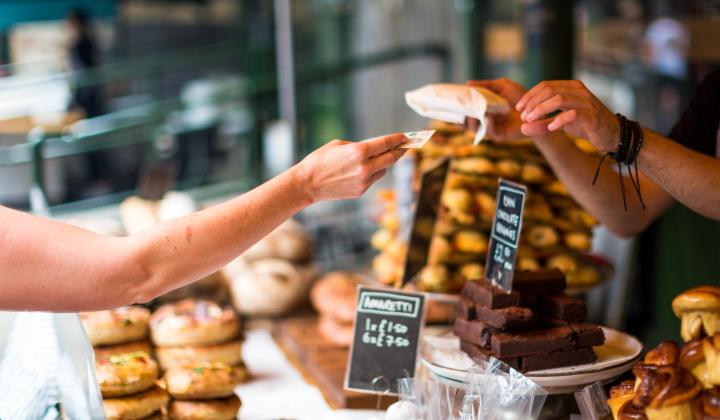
(485, 179, 528, 292)
(345, 287, 425, 395)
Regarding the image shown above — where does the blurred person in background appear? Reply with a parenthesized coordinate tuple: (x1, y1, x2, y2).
(468, 72, 720, 237)
(0, 135, 406, 312)
(66, 7, 103, 118)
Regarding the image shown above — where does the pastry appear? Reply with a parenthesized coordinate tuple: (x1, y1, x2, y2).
(458, 263, 484, 282)
(119, 197, 158, 236)
(453, 230, 488, 255)
(632, 363, 701, 419)
(442, 189, 474, 213)
(517, 257, 541, 271)
(168, 395, 241, 420)
(453, 157, 495, 175)
(672, 286, 720, 342)
(150, 299, 240, 347)
(546, 253, 579, 274)
(318, 315, 354, 347)
(521, 163, 547, 184)
(526, 225, 559, 249)
(428, 235, 452, 264)
(475, 192, 497, 221)
(565, 231, 592, 251)
(704, 335, 720, 388)
(608, 380, 636, 420)
(496, 159, 522, 178)
(370, 229, 394, 250)
(417, 265, 450, 293)
(695, 387, 720, 418)
(94, 340, 152, 361)
(644, 341, 680, 366)
(311, 271, 362, 324)
(372, 252, 403, 286)
(80, 306, 150, 346)
(103, 385, 169, 420)
(568, 265, 601, 287)
(163, 362, 246, 400)
(680, 338, 712, 389)
(240, 219, 312, 263)
(155, 339, 244, 370)
(96, 351, 158, 397)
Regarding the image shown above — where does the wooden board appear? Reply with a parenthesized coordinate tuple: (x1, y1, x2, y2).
(273, 316, 397, 410)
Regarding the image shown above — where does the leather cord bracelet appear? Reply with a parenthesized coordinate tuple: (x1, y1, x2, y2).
(592, 114, 646, 211)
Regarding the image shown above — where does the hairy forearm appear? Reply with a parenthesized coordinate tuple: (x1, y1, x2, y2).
(0, 167, 312, 312)
(636, 129, 720, 220)
(533, 132, 673, 237)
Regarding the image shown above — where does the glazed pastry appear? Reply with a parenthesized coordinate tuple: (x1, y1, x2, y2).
(458, 263, 484, 282)
(442, 189, 474, 213)
(80, 306, 150, 346)
(311, 271, 362, 324)
(566, 209, 599, 228)
(695, 387, 720, 418)
(155, 339, 244, 370)
(417, 265, 450, 293)
(521, 163, 547, 184)
(680, 338, 712, 389)
(544, 180, 571, 197)
(565, 231, 592, 251)
(704, 335, 720, 388)
(94, 340, 152, 361)
(644, 341, 680, 366)
(371, 229, 394, 250)
(96, 351, 158, 397)
(163, 362, 246, 400)
(517, 257, 541, 272)
(496, 159, 522, 178)
(475, 192, 496, 221)
(567, 265, 601, 288)
(526, 225, 559, 249)
(150, 299, 240, 347)
(632, 363, 701, 419)
(672, 286, 720, 342)
(608, 380, 636, 420)
(454, 230, 488, 255)
(453, 157, 495, 175)
(428, 235, 453, 264)
(524, 201, 554, 222)
(103, 385, 169, 420)
(168, 395, 241, 420)
(546, 253, 579, 274)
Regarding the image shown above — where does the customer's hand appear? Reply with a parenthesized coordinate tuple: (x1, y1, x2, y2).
(515, 80, 620, 152)
(295, 133, 407, 202)
(466, 78, 526, 141)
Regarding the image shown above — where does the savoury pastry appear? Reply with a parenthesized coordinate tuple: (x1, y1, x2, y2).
(103, 385, 169, 420)
(168, 395, 241, 420)
(155, 339, 244, 370)
(94, 340, 152, 361)
(163, 362, 246, 400)
(150, 299, 240, 347)
(96, 351, 159, 397)
(81, 306, 150, 346)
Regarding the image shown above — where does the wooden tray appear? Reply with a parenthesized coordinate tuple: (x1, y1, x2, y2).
(273, 316, 397, 410)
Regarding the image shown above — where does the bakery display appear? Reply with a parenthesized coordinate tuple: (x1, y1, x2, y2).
(80, 306, 150, 346)
(150, 299, 240, 347)
(162, 362, 247, 400)
(672, 286, 720, 342)
(371, 123, 601, 293)
(454, 269, 605, 372)
(102, 385, 169, 420)
(155, 339, 244, 370)
(96, 351, 159, 397)
(167, 396, 242, 420)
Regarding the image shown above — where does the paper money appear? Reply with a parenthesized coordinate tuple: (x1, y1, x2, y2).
(399, 130, 436, 148)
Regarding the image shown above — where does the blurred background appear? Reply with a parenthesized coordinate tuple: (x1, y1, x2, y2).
(0, 0, 719, 345)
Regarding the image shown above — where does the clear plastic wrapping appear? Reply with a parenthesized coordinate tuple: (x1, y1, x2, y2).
(574, 381, 612, 420)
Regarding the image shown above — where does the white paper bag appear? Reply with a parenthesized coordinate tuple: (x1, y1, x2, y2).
(405, 83, 510, 144)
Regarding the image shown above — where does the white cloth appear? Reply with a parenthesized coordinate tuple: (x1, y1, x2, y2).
(405, 83, 510, 144)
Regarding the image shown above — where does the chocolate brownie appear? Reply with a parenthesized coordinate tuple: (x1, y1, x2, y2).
(490, 326, 575, 357)
(474, 305, 535, 330)
(462, 280, 520, 309)
(457, 296, 476, 320)
(540, 293, 588, 322)
(453, 318, 495, 348)
(512, 269, 566, 294)
(521, 347, 597, 372)
(570, 323, 605, 347)
(460, 340, 520, 370)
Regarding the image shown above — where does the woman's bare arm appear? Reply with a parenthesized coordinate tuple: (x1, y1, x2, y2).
(0, 135, 406, 312)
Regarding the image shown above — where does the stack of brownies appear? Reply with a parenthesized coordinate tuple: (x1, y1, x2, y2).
(454, 268, 605, 372)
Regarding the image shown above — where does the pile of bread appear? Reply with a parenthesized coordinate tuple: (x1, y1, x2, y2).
(372, 121, 601, 293)
(607, 285, 720, 419)
(81, 299, 247, 419)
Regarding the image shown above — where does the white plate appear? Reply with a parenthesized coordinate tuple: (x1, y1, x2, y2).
(420, 327, 642, 394)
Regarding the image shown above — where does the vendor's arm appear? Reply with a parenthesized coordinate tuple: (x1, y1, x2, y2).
(0, 135, 406, 312)
(468, 79, 675, 237)
(518, 79, 720, 229)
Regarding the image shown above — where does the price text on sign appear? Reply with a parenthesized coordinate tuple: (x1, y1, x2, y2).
(485, 179, 528, 292)
(345, 288, 425, 395)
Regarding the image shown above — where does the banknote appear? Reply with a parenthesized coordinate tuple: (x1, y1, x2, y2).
(399, 130, 436, 148)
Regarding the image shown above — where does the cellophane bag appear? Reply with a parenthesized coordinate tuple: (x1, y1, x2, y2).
(574, 381, 612, 420)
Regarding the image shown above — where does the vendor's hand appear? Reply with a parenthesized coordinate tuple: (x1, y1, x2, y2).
(465, 78, 526, 141)
(295, 133, 407, 202)
(515, 80, 620, 152)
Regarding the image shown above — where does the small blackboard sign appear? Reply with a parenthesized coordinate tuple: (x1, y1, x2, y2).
(345, 287, 426, 395)
(484, 179, 528, 292)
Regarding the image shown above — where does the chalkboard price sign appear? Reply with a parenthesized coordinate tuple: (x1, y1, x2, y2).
(345, 287, 426, 395)
(485, 179, 528, 292)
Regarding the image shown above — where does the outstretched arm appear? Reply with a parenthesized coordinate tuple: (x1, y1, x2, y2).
(0, 135, 406, 312)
